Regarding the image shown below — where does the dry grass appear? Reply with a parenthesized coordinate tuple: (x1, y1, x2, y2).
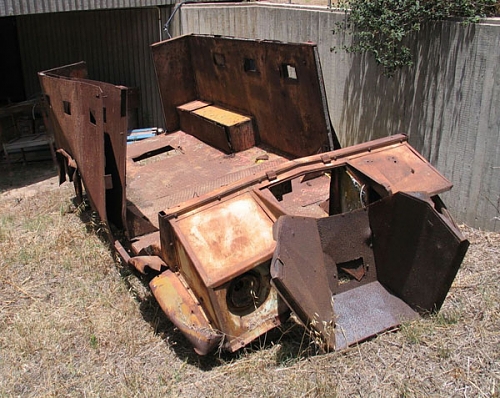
(1, 161, 499, 397)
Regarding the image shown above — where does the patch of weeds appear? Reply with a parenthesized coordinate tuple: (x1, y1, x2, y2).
(437, 346, 452, 359)
(16, 247, 34, 266)
(432, 310, 462, 326)
(22, 214, 53, 233)
(0, 214, 15, 241)
(89, 334, 99, 349)
(276, 340, 302, 367)
(171, 360, 187, 383)
(399, 320, 428, 345)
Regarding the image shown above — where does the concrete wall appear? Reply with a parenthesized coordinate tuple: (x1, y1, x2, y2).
(175, 3, 500, 231)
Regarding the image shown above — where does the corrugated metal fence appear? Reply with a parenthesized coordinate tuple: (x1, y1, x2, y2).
(1, 0, 173, 17)
(16, 6, 171, 127)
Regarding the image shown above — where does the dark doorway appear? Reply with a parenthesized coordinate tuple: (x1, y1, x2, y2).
(0, 17, 26, 105)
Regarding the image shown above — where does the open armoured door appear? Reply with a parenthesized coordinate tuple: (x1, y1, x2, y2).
(271, 191, 469, 350)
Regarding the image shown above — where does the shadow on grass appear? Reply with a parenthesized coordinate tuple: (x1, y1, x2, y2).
(135, 289, 322, 370)
(0, 160, 57, 194)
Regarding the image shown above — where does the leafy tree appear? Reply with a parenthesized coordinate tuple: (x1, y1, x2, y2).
(332, 0, 500, 76)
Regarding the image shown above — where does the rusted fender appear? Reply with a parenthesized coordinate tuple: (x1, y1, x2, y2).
(150, 270, 222, 355)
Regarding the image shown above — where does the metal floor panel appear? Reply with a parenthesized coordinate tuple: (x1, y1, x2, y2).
(333, 281, 419, 350)
(126, 131, 289, 227)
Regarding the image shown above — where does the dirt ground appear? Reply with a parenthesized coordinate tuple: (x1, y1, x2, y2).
(0, 160, 499, 397)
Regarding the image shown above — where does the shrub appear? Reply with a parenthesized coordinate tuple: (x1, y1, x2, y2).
(332, 0, 500, 76)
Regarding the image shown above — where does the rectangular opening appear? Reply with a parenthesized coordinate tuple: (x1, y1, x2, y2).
(63, 100, 71, 115)
(103, 107, 107, 123)
(269, 180, 293, 202)
(89, 109, 96, 125)
(281, 64, 297, 80)
(213, 53, 226, 67)
(132, 145, 174, 163)
(120, 89, 127, 117)
(244, 58, 257, 73)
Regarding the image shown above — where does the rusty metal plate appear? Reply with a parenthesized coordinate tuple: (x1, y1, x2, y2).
(125, 131, 288, 227)
(271, 216, 336, 349)
(270, 190, 467, 350)
(347, 143, 452, 196)
(150, 270, 222, 355)
(333, 281, 419, 350)
(39, 72, 108, 223)
(369, 191, 470, 313)
(173, 191, 276, 288)
(151, 34, 335, 157)
(39, 63, 131, 232)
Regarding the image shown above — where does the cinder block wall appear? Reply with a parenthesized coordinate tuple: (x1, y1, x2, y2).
(174, 3, 500, 231)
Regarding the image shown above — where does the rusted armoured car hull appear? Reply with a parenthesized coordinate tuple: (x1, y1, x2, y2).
(39, 34, 468, 355)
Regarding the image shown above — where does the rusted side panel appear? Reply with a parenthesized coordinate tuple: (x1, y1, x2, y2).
(40, 64, 132, 232)
(271, 216, 337, 349)
(39, 74, 107, 223)
(189, 36, 331, 157)
(91, 81, 128, 229)
(369, 192, 470, 313)
(42, 61, 89, 80)
(151, 35, 333, 158)
(69, 78, 129, 229)
(151, 35, 196, 132)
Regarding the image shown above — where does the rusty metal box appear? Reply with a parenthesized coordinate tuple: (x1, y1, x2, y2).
(177, 101, 255, 153)
(159, 190, 289, 352)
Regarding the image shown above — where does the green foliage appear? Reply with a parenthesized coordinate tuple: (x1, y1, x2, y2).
(89, 334, 99, 349)
(332, 0, 499, 76)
